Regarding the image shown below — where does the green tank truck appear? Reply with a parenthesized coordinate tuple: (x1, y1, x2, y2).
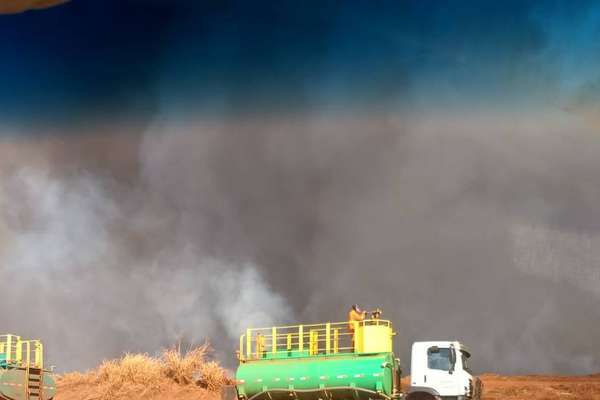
(0, 335, 56, 400)
(235, 319, 401, 400)
(233, 317, 482, 400)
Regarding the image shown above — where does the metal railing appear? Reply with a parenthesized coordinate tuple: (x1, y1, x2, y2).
(0, 334, 44, 369)
(239, 319, 392, 361)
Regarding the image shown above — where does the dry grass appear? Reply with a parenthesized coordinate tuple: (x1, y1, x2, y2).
(162, 343, 209, 384)
(58, 371, 89, 387)
(57, 343, 232, 400)
(198, 360, 232, 391)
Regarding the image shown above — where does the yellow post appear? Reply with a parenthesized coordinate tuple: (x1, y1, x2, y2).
(0, 343, 4, 355)
(246, 329, 252, 359)
(333, 329, 339, 354)
(353, 321, 360, 352)
(240, 334, 245, 361)
(35, 342, 43, 369)
(325, 323, 331, 354)
(287, 334, 292, 351)
(309, 330, 319, 355)
(6, 335, 12, 362)
(255, 334, 262, 358)
(25, 341, 30, 367)
(272, 327, 277, 355)
(16, 340, 22, 364)
(298, 325, 304, 352)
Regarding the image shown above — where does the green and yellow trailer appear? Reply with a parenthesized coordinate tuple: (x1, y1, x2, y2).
(235, 320, 401, 400)
(0, 335, 55, 400)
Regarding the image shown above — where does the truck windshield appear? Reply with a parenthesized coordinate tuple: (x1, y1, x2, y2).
(427, 347, 451, 371)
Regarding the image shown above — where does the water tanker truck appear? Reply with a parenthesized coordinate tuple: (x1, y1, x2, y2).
(0, 335, 55, 400)
(234, 318, 481, 400)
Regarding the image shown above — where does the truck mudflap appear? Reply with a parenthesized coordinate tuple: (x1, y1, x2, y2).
(236, 386, 398, 400)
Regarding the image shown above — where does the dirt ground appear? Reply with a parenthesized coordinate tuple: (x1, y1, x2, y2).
(397, 374, 600, 400)
(56, 381, 218, 400)
(56, 373, 600, 400)
(481, 374, 600, 400)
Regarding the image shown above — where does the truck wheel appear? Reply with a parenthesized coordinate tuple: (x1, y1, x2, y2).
(405, 393, 438, 400)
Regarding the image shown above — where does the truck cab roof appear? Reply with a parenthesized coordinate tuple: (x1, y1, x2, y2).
(412, 341, 471, 357)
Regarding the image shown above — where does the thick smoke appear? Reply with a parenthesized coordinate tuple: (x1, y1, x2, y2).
(1, 109, 599, 374)
(0, 164, 291, 370)
(1, 1, 600, 375)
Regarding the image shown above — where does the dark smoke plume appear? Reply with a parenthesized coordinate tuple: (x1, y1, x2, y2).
(1, 110, 600, 374)
(0, 0, 599, 376)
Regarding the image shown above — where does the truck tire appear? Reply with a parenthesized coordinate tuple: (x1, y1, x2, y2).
(405, 392, 439, 400)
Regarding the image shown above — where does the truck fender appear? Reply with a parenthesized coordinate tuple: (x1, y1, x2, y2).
(405, 387, 441, 400)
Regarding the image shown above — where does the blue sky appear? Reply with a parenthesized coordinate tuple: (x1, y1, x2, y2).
(0, 0, 599, 130)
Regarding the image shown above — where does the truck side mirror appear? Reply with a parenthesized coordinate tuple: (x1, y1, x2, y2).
(449, 345, 456, 374)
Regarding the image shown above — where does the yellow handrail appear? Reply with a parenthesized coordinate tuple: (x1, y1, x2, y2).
(239, 319, 393, 361)
(0, 334, 45, 369)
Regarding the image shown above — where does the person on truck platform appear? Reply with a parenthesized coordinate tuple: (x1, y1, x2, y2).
(348, 304, 367, 351)
(348, 304, 366, 330)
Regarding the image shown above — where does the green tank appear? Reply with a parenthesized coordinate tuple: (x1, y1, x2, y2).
(235, 320, 401, 400)
(0, 335, 56, 400)
(0, 367, 56, 400)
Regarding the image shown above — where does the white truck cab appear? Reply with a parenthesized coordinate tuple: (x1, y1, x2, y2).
(406, 341, 482, 400)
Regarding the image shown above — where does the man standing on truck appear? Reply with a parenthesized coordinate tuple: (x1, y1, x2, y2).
(348, 304, 366, 328)
(348, 304, 366, 350)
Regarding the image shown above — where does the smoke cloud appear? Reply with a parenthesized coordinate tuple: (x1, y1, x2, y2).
(0, 163, 291, 370)
(2, 0, 600, 378)
(1, 108, 599, 374)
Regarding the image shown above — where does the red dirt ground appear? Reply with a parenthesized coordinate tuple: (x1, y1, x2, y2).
(56, 381, 220, 400)
(480, 373, 600, 400)
(56, 374, 600, 400)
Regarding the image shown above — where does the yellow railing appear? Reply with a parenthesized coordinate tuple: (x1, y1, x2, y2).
(239, 319, 393, 361)
(0, 334, 44, 369)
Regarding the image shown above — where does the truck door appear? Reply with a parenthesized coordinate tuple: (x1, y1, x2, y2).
(424, 346, 457, 394)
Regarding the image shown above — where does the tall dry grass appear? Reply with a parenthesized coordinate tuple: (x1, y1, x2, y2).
(58, 343, 232, 400)
(162, 343, 208, 384)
